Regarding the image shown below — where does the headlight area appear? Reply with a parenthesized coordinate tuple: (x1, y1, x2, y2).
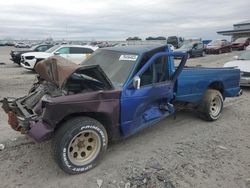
(25, 56, 35, 60)
(41, 95, 53, 108)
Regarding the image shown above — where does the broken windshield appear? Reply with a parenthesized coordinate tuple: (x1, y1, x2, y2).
(82, 49, 139, 88)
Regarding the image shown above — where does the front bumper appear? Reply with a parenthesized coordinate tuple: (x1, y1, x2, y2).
(240, 76, 250, 86)
(1, 97, 53, 142)
(232, 45, 244, 50)
(10, 54, 21, 64)
(20, 56, 36, 70)
(205, 49, 219, 54)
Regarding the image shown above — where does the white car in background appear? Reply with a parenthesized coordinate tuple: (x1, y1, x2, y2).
(223, 50, 250, 86)
(21, 45, 98, 70)
(15, 42, 31, 48)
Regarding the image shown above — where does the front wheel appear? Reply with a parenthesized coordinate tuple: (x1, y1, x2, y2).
(198, 89, 223, 121)
(54, 117, 108, 174)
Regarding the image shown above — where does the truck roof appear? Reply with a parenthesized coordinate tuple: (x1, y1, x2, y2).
(102, 45, 167, 55)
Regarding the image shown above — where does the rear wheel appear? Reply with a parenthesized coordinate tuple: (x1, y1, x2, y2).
(54, 117, 108, 174)
(198, 89, 223, 121)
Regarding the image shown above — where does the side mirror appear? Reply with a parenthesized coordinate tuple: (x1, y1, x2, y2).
(133, 76, 141, 90)
(233, 55, 238, 60)
(54, 52, 60, 55)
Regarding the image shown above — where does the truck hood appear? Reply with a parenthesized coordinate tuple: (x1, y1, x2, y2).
(223, 60, 250, 72)
(34, 56, 114, 89)
(23, 52, 51, 58)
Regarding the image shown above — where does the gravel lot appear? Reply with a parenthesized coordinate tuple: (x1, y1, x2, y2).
(0, 46, 249, 188)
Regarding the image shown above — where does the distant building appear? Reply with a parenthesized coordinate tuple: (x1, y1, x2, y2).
(217, 20, 250, 41)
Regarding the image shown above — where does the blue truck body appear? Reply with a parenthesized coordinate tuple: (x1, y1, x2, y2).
(116, 45, 241, 137)
(175, 67, 241, 103)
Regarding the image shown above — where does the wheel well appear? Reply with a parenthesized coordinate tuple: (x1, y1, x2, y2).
(55, 112, 113, 141)
(207, 82, 224, 96)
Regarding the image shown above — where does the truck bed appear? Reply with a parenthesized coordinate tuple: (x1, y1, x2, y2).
(174, 67, 241, 103)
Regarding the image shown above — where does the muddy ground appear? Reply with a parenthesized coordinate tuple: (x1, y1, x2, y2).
(0, 46, 249, 188)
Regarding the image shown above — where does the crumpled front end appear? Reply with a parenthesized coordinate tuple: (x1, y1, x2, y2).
(2, 56, 115, 142)
(1, 82, 61, 142)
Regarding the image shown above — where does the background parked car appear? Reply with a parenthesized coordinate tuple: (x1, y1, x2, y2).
(231, 37, 250, 50)
(167, 36, 184, 48)
(223, 50, 250, 86)
(206, 39, 232, 54)
(15, 42, 31, 48)
(10, 44, 54, 65)
(175, 41, 205, 58)
(21, 45, 98, 70)
(202, 39, 212, 47)
(5, 41, 15, 46)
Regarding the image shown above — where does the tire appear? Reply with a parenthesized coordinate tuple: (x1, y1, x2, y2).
(198, 89, 223, 121)
(201, 51, 205, 57)
(54, 117, 108, 174)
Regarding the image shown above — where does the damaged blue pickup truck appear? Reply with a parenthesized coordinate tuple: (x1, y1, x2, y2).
(2, 45, 242, 174)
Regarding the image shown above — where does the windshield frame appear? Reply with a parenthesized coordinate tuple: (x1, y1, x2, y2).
(45, 45, 60, 53)
(30, 45, 39, 50)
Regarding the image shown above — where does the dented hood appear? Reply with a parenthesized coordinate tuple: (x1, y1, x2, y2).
(34, 56, 114, 89)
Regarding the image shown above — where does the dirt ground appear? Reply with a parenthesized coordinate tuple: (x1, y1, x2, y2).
(0, 46, 249, 188)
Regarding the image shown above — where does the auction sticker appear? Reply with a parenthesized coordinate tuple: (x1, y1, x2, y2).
(119, 55, 138, 61)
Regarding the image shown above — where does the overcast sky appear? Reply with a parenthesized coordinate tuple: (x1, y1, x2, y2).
(0, 0, 249, 40)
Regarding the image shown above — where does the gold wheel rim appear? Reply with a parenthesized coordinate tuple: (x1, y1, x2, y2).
(68, 130, 101, 166)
